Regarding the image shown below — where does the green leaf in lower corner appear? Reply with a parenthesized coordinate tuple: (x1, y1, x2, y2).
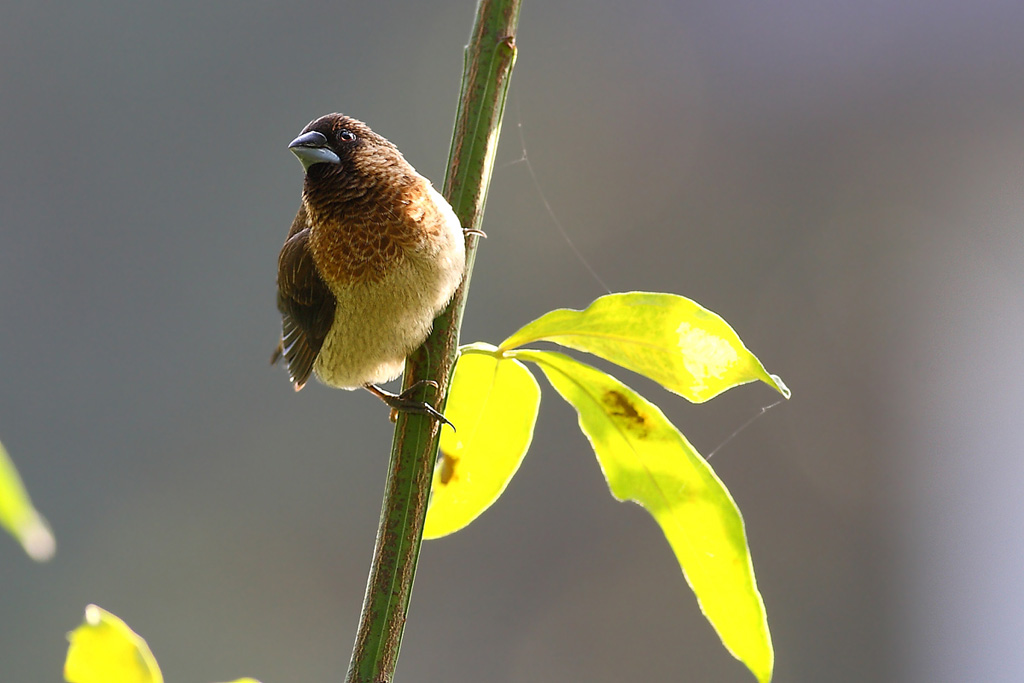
(0, 438, 55, 561)
(65, 605, 260, 683)
(425, 343, 541, 539)
(513, 349, 773, 683)
(500, 291, 789, 403)
(65, 605, 163, 683)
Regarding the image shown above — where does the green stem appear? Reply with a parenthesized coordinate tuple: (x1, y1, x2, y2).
(344, 2, 521, 681)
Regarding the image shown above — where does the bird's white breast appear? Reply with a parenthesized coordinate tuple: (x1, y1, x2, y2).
(313, 186, 465, 389)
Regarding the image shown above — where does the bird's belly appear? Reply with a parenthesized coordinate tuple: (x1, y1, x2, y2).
(312, 247, 463, 389)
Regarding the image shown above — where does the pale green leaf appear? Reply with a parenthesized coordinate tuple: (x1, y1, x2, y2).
(501, 292, 789, 403)
(425, 343, 540, 539)
(65, 605, 163, 683)
(0, 438, 55, 561)
(514, 349, 773, 683)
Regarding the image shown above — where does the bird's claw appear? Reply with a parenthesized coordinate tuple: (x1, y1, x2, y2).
(365, 383, 454, 430)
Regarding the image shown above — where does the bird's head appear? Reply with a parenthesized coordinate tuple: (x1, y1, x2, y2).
(289, 113, 408, 193)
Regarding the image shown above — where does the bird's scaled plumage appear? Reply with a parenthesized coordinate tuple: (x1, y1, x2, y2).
(274, 113, 465, 397)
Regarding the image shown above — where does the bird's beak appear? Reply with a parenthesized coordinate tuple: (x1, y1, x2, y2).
(289, 131, 341, 170)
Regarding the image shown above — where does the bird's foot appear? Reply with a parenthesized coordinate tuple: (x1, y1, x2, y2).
(364, 382, 453, 430)
(463, 226, 487, 238)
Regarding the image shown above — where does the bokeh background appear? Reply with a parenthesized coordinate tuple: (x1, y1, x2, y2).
(3, 1, 1023, 681)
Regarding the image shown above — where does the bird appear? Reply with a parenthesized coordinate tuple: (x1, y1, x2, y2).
(272, 113, 468, 425)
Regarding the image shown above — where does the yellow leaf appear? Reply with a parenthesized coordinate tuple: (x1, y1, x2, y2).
(501, 292, 789, 403)
(515, 349, 774, 683)
(65, 605, 163, 683)
(425, 344, 540, 539)
(0, 438, 55, 561)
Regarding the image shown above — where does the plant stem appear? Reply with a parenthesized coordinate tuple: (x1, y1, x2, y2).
(345, 2, 521, 681)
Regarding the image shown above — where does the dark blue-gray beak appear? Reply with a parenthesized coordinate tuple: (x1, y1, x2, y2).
(289, 131, 341, 170)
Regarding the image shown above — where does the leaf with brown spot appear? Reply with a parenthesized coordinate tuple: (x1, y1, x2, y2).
(424, 343, 541, 539)
(601, 389, 651, 437)
(512, 349, 774, 683)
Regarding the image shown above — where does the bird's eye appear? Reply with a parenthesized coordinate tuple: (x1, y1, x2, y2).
(339, 130, 357, 142)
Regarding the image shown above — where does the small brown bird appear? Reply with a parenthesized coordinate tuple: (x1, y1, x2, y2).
(273, 113, 466, 423)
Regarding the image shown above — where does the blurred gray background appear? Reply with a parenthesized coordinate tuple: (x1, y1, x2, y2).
(2, 1, 1023, 681)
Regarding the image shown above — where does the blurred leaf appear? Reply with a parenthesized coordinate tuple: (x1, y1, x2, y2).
(514, 349, 773, 683)
(501, 291, 789, 403)
(65, 606, 260, 683)
(65, 605, 163, 683)
(425, 343, 540, 539)
(0, 438, 55, 561)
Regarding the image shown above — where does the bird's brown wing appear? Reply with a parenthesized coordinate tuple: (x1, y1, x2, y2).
(275, 211, 335, 390)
